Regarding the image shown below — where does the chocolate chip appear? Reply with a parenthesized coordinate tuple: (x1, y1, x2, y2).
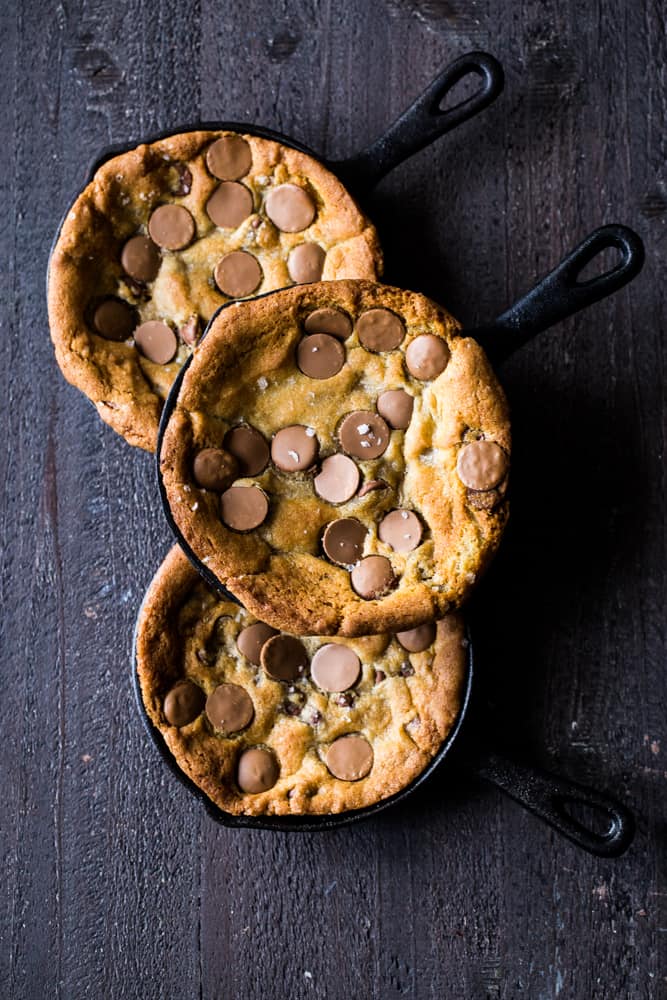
(304, 307, 353, 340)
(314, 454, 360, 504)
(224, 424, 270, 476)
(405, 334, 450, 380)
(374, 670, 386, 684)
(350, 555, 396, 600)
(205, 682, 254, 734)
(335, 691, 355, 707)
(237, 622, 279, 664)
(265, 183, 316, 232)
(400, 662, 415, 677)
(92, 298, 136, 341)
(179, 314, 200, 346)
(283, 700, 302, 716)
(220, 485, 268, 531)
(355, 308, 405, 352)
(322, 518, 367, 566)
(326, 734, 373, 781)
(134, 320, 178, 364)
(206, 135, 252, 180)
(297, 334, 345, 379)
(396, 622, 436, 652)
(237, 747, 279, 793)
(376, 389, 413, 430)
(357, 479, 389, 498)
(163, 680, 205, 726)
(193, 448, 239, 491)
(214, 251, 262, 297)
(206, 181, 253, 229)
(120, 235, 160, 282)
(148, 204, 195, 250)
(124, 276, 150, 299)
(311, 644, 361, 693)
(271, 425, 319, 472)
(305, 708, 322, 726)
(338, 411, 390, 460)
(456, 440, 509, 491)
(378, 509, 423, 552)
(261, 634, 309, 682)
(288, 243, 326, 283)
(172, 162, 192, 196)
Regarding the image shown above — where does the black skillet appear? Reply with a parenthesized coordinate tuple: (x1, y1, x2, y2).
(146, 224, 644, 855)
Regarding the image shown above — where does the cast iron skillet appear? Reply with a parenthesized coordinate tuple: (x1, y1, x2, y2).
(80, 51, 503, 204)
(145, 223, 644, 855)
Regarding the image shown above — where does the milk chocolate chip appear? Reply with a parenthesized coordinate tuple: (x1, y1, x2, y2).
(179, 314, 200, 346)
(304, 307, 352, 340)
(326, 734, 373, 781)
(297, 334, 345, 379)
(134, 320, 178, 364)
(220, 485, 268, 531)
(261, 634, 309, 682)
(377, 389, 413, 430)
(350, 555, 396, 599)
(396, 622, 437, 652)
(265, 183, 316, 232)
(193, 448, 239, 491)
(214, 251, 263, 297)
(322, 518, 367, 566)
(288, 243, 326, 283)
(357, 478, 389, 498)
(314, 454, 360, 504)
(148, 204, 195, 250)
(271, 425, 319, 472)
(205, 682, 254, 734)
(378, 509, 423, 552)
(224, 425, 270, 476)
(311, 644, 361, 692)
(339, 411, 390, 460)
(206, 135, 252, 180)
(237, 747, 279, 793)
(456, 440, 509, 491)
(356, 308, 405, 352)
(237, 622, 279, 665)
(206, 181, 253, 229)
(93, 299, 135, 341)
(405, 334, 450, 380)
(163, 680, 205, 726)
(121, 235, 160, 282)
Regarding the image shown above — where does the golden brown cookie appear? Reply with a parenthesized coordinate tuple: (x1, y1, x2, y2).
(48, 131, 382, 451)
(136, 546, 467, 816)
(160, 280, 511, 636)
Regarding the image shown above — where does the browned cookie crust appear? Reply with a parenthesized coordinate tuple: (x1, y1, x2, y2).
(160, 280, 511, 637)
(48, 131, 382, 451)
(136, 546, 467, 816)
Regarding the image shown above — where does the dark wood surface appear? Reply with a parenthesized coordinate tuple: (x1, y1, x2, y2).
(3, 1, 665, 997)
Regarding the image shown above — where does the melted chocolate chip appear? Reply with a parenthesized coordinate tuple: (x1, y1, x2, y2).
(271, 425, 319, 472)
(357, 479, 389, 498)
(220, 485, 268, 531)
(338, 411, 390, 460)
(206, 181, 253, 229)
(205, 682, 254, 734)
(172, 162, 192, 196)
(92, 298, 136, 341)
(378, 509, 423, 552)
(326, 734, 373, 781)
(193, 448, 239, 491)
(179, 315, 200, 346)
(120, 235, 160, 282)
(206, 135, 252, 180)
(163, 680, 205, 726)
(405, 334, 450, 380)
(237, 747, 279, 793)
(148, 204, 195, 250)
(265, 183, 316, 232)
(288, 243, 325, 283)
(311, 644, 361, 693)
(396, 622, 436, 652)
(237, 622, 279, 664)
(456, 440, 509, 491)
(224, 425, 270, 476)
(376, 389, 414, 430)
(297, 334, 345, 379)
(261, 634, 309, 681)
(355, 308, 405, 352)
(350, 555, 396, 599)
(214, 251, 262, 297)
(314, 454, 360, 504)
(304, 307, 352, 340)
(322, 518, 367, 566)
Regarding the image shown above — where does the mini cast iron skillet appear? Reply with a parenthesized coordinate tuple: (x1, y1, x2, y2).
(145, 224, 644, 855)
(80, 51, 503, 206)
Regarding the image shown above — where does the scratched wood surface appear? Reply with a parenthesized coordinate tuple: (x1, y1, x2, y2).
(2, 0, 665, 997)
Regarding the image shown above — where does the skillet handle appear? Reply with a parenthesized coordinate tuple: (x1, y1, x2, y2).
(471, 225, 645, 364)
(474, 749, 635, 857)
(333, 51, 504, 196)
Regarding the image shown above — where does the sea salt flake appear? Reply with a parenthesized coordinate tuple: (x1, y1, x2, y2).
(360, 440, 371, 448)
(257, 375, 268, 390)
(288, 449, 299, 461)
(401, 511, 409, 519)
(305, 427, 316, 437)
(357, 423, 370, 434)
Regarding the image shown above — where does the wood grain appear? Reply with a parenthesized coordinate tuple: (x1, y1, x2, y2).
(1, 0, 665, 997)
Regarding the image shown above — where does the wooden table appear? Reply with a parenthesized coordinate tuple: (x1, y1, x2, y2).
(3, 1, 665, 996)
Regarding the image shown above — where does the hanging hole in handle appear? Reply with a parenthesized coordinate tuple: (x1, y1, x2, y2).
(557, 796, 619, 839)
(438, 70, 486, 113)
(575, 245, 627, 285)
